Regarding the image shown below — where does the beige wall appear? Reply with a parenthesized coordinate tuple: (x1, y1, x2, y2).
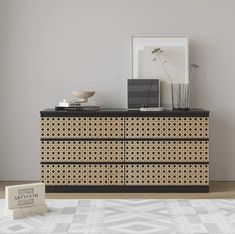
(0, 0, 234, 180)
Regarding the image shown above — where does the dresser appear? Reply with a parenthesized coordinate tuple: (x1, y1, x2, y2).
(40, 109, 209, 192)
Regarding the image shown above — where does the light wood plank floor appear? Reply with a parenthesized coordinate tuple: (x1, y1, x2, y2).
(1, 181, 235, 199)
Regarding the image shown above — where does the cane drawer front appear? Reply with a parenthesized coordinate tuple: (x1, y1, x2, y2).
(125, 117, 209, 138)
(41, 117, 124, 139)
(109, 164, 125, 185)
(41, 140, 124, 163)
(125, 140, 209, 163)
(125, 164, 209, 186)
(41, 164, 124, 186)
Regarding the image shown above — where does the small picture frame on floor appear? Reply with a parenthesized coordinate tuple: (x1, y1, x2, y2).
(5, 182, 47, 219)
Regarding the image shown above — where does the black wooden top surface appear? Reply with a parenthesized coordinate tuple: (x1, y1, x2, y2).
(40, 108, 209, 117)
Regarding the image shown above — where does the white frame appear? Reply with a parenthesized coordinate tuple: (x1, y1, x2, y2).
(132, 36, 189, 83)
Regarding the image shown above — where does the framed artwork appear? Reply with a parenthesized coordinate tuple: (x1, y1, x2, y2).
(132, 37, 189, 108)
(128, 79, 160, 109)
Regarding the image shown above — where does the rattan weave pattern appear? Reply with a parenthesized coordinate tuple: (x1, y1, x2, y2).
(125, 117, 209, 138)
(125, 164, 209, 185)
(40, 114, 209, 190)
(126, 140, 209, 162)
(41, 140, 124, 162)
(41, 164, 124, 185)
(41, 117, 124, 138)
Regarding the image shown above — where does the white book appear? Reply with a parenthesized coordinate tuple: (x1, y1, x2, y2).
(5, 182, 45, 210)
(140, 107, 165, 111)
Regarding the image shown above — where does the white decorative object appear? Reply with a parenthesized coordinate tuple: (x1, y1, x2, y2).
(132, 37, 189, 108)
(72, 90, 95, 103)
(5, 182, 47, 219)
(59, 99, 69, 107)
(140, 107, 165, 111)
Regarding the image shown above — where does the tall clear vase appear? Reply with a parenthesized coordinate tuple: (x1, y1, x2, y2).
(171, 83, 189, 110)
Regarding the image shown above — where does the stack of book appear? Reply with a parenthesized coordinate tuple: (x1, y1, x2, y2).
(5, 183, 47, 219)
(55, 101, 100, 111)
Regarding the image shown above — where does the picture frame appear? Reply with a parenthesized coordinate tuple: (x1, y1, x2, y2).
(128, 79, 160, 109)
(132, 37, 189, 108)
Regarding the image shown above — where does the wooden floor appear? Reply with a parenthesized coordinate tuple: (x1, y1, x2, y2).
(1, 181, 235, 199)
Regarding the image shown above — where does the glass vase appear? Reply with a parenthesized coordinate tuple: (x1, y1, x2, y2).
(171, 83, 189, 110)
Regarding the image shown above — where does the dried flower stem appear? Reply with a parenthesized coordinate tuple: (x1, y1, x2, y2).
(152, 48, 173, 84)
(189, 64, 199, 83)
(157, 53, 173, 84)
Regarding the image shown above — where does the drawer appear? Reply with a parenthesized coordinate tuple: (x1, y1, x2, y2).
(125, 164, 209, 186)
(41, 164, 124, 186)
(41, 117, 124, 139)
(125, 117, 209, 138)
(41, 140, 124, 162)
(125, 140, 209, 162)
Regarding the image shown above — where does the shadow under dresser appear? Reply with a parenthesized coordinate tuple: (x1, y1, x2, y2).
(40, 108, 209, 193)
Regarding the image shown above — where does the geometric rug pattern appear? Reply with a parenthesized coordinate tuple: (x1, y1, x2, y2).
(1, 199, 235, 233)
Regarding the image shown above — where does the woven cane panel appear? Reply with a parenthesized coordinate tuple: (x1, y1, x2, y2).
(125, 117, 209, 138)
(41, 117, 124, 139)
(41, 141, 124, 162)
(126, 141, 209, 162)
(109, 165, 125, 185)
(41, 164, 124, 186)
(125, 164, 209, 186)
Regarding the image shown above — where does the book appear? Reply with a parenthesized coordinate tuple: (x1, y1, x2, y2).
(5, 182, 45, 210)
(55, 106, 100, 111)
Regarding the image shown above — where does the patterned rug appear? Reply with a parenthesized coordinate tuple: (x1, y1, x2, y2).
(0, 199, 235, 234)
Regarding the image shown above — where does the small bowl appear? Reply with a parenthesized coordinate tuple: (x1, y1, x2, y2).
(72, 91, 95, 103)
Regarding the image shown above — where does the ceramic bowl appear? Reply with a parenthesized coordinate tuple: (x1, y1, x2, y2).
(72, 91, 96, 103)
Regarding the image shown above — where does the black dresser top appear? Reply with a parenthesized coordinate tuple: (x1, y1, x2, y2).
(40, 108, 209, 117)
